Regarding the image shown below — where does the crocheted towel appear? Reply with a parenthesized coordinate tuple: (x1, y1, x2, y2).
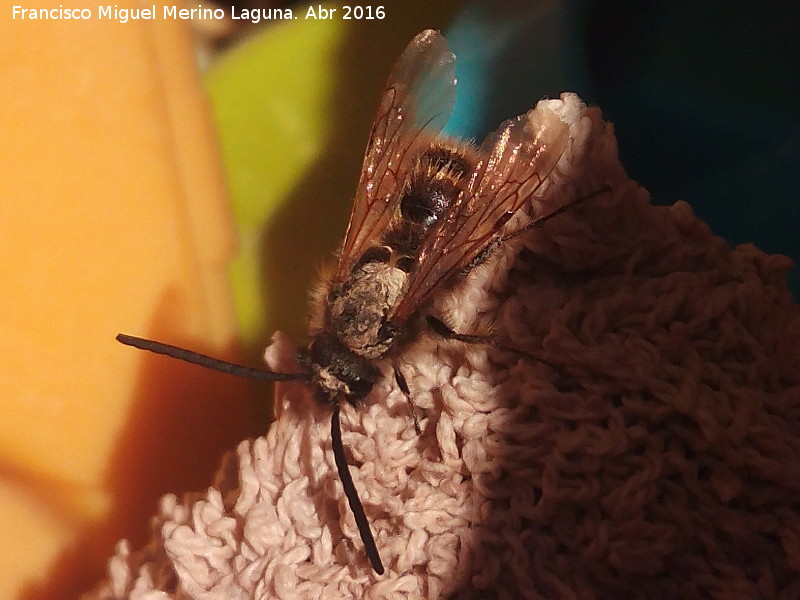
(84, 94, 800, 599)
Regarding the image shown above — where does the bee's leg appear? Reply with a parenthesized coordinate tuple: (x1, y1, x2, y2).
(426, 315, 559, 370)
(394, 368, 422, 434)
(501, 184, 612, 244)
(426, 315, 486, 344)
(462, 185, 612, 274)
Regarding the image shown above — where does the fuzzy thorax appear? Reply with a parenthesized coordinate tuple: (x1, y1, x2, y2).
(327, 261, 407, 360)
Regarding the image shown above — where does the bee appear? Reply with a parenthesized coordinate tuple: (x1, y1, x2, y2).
(118, 29, 594, 575)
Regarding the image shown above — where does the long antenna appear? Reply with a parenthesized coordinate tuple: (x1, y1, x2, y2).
(117, 333, 384, 573)
(116, 334, 311, 382)
(331, 404, 385, 574)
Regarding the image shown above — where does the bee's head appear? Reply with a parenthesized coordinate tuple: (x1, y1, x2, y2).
(301, 333, 380, 406)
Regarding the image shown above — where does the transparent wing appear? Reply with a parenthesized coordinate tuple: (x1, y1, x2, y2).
(390, 108, 571, 324)
(334, 29, 456, 284)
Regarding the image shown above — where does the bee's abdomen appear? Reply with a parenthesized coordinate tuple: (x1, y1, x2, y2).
(381, 144, 475, 264)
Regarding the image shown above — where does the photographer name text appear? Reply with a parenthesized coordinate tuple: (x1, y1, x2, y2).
(11, 4, 386, 24)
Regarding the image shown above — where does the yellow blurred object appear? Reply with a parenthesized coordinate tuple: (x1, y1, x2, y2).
(0, 5, 259, 599)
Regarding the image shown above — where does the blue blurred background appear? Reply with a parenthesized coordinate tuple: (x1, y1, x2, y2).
(446, 0, 799, 296)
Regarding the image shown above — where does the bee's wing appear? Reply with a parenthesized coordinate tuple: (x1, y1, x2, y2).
(334, 29, 456, 284)
(390, 109, 570, 324)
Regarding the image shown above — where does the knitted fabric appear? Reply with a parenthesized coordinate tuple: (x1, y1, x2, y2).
(84, 94, 800, 600)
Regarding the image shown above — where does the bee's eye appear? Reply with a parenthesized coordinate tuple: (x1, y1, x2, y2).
(349, 377, 372, 399)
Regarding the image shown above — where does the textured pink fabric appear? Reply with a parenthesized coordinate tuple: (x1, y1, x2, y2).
(84, 94, 800, 600)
